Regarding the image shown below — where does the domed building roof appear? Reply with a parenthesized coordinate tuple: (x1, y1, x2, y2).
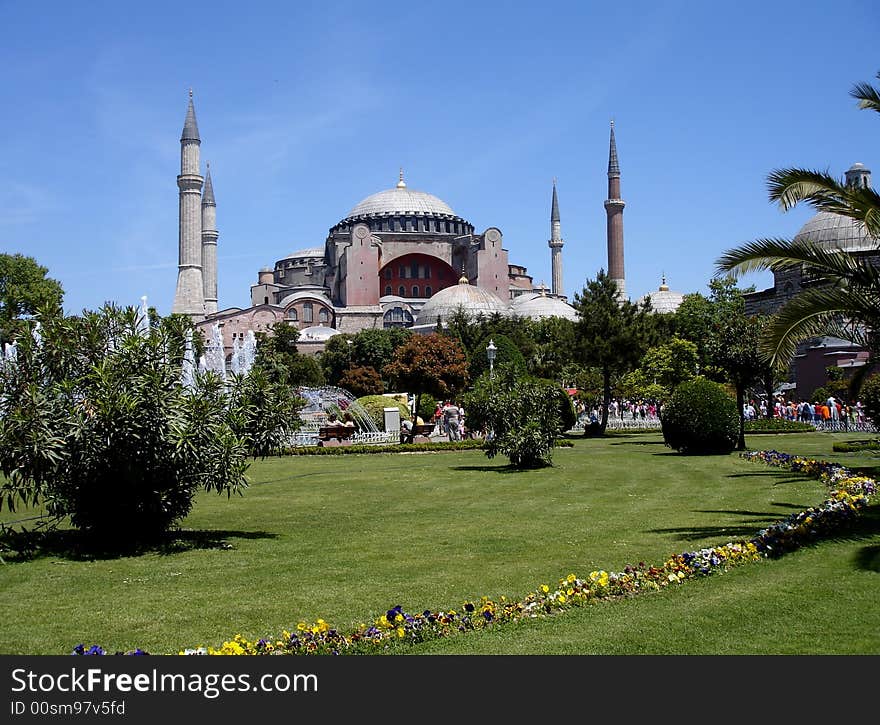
(297, 325, 341, 342)
(792, 211, 877, 253)
(638, 276, 685, 314)
(414, 275, 509, 326)
(344, 172, 456, 220)
(282, 247, 324, 260)
(510, 291, 578, 321)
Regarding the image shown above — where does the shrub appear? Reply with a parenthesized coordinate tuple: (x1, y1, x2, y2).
(0, 305, 299, 547)
(356, 394, 410, 429)
(743, 419, 814, 434)
(463, 368, 567, 468)
(661, 377, 739, 454)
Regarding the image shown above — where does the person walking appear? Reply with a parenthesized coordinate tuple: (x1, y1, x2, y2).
(444, 401, 461, 441)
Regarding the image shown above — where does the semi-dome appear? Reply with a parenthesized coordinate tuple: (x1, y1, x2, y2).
(792, 210, 877, 253)
(510, 291, 578, 321)
(414, 276, 509, 326)
(638, 276, 685, 314)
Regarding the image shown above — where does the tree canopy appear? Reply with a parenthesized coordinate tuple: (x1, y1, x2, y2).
(0, 253, 64, 345)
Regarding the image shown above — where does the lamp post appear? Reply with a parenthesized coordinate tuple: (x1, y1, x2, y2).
(486, 339, 497, 379)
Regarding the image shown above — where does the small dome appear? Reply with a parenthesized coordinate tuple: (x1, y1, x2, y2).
(793, 210, 877, 253)
(298, 325, 341, 342)
(415, 277, 509, 326)
(345, 187, 455, 219)
(510, 292, 578, 321)
(638, 276, 684, 314)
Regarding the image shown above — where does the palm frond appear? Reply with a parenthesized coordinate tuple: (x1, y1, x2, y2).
(761, 285, 880, 364)
(850, 73, 880, 114)
(715, 237, 875, 280)
(767, 168, 846, 211)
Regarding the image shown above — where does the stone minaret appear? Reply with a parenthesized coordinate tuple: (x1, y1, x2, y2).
(548, 178, 564, 297)
(604, 120, 626, 299)
(201, 162, 218, 314)
(172, 89, 205, 318)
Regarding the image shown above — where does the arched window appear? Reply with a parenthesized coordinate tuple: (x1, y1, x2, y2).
(412, 285, 420, 297)
(425, 286, 432, 297)
(318, 308, 329, 324)
(303, 302, 313, 323)
(385, 285, 392, 296)
(398, 285, 406, 297)
(287, 308, 298, 321)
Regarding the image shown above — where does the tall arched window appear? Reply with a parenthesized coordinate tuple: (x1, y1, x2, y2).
(412, 285, 419, 297)
(398, 285, 406, 297)
(303, 302, 313, 323)
(385, 285, 392, 296)
(287, 308, 298, 321)
(318, 308, 329, 324)
(425, 286, 432, 297)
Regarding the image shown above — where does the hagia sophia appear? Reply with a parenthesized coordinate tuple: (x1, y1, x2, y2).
(171, 91, 876, 399)
(171, 91, 657, 356)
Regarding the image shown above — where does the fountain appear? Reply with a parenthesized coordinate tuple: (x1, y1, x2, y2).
(136, 295, 150, 337)
(181, 329, 196, 391)
(230, 330, 257, 377)
(292, 385, 397, 446)
(198, 322, 227, 380)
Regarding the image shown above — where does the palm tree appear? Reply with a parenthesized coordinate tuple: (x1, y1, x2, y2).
(715, 71, 880, 369)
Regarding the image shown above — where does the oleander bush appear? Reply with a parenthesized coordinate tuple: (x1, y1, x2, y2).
(661, 377, 739, 454)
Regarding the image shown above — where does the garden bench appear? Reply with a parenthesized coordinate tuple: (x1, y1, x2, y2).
(401, 423, 435, 444)
(318, 425, 356, 446)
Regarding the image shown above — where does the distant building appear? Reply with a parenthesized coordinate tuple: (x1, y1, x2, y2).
(170, 95, 635, 358)
(744, 162, 877, 400)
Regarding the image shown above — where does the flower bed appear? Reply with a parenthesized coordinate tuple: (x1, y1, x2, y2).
(71, 449, 876, 656)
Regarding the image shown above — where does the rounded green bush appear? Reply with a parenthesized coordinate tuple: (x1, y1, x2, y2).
(356, 394, 410, 428)
(661, 377, 739, 454)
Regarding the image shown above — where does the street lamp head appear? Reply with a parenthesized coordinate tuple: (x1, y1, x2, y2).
(486, 339, 497, 364)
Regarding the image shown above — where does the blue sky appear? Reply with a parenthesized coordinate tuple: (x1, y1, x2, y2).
(1, 0, 878, 316)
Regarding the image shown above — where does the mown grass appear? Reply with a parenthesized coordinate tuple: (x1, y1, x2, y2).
(1, 431, 878, 655)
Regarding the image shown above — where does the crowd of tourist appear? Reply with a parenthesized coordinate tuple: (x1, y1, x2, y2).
(745, 394, 868, 428)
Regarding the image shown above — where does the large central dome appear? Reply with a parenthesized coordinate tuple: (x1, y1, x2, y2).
(344, 172, 456, 220)
(346, 187, 455, 219)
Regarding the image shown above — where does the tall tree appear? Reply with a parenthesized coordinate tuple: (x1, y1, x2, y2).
(715, 70, 880, 372)
(0, 253, 64, 345)
(254, 321, 324, 386)
(382, 333, 469, 424)
(571, 269, 658, 434)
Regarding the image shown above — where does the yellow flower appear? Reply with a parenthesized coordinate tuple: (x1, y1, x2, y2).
(397, 627, 405, 638)
(541, 584, 550, 593)
(567, 573, 577, 583)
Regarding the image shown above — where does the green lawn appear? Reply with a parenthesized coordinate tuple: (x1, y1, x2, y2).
(1, 431, 878, 655)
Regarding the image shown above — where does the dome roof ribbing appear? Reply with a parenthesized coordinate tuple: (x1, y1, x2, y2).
(637, 277, 685, 314)
(345, 187, 456, 219)
(793, 211, 877, 253)
(415, 277, 509, 326)
(510, 292, 578, 321)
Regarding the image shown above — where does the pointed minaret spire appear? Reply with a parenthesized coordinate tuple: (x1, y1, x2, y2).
(201, 161, 218, 314)
(608, 119, 620, 177)
(181, 88, 200, 142)
(172, 89, 205, 318)
(397, 167, 406, 188)
(202, 161, 215, 205)
(604, 119, 626, 301)
(548, 178, 564, 297)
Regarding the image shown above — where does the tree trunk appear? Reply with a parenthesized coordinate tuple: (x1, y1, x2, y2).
(736, 383, 746, 451)
(600, 367, 611, 435)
